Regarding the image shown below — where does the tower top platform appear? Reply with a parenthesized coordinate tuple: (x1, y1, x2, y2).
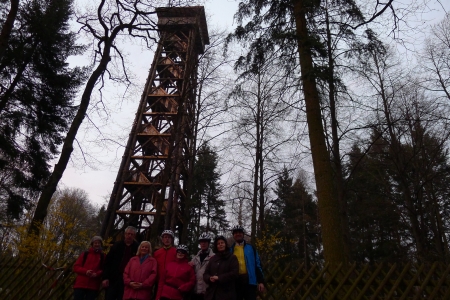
(156, 6, 209, 53)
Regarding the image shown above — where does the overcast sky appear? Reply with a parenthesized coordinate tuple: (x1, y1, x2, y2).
(60, 0, 240, 207)
(59, 0, 448, 207)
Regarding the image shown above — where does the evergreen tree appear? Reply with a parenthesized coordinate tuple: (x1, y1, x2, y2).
(268, 167, 319, 264)
(186, 143, 228, 252)
(267, 167, 293, 238)
(346, 118, 450, 263)
(0, 0, 85, 218)
(346, 137, 409, 263)
(0, 0, 19, 58)
(290, 177, 319, 265)
(228, 0, 400, 265)
(352, 36, 450, 262)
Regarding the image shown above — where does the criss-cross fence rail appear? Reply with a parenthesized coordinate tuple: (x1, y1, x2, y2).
(262, 261, 450, 299)
(1, 257, 450, 299)
(0, 256, 76, 299)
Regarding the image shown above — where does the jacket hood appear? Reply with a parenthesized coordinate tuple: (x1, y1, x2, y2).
(88, 247, 103, 254)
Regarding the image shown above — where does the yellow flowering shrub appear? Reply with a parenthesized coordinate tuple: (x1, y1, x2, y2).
(7, 188, 101, 263)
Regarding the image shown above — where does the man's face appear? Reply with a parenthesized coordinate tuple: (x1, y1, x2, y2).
(124, 230, 136, 245)
(161, 234, 173, 247)
(233, 230, 244, 243)
(199, 241, 209, 251)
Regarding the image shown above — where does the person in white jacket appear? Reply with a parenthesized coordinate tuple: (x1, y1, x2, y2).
(189, 233, 215, 300)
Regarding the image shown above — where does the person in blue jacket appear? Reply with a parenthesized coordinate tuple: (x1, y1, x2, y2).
(230, 225, 265, 300)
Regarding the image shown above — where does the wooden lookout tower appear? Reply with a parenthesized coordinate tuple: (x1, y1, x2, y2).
(101, 6, 209, 241)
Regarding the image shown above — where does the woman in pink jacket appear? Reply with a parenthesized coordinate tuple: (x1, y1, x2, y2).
(158, 244, 195, 300)
(123, 241, 158, 300)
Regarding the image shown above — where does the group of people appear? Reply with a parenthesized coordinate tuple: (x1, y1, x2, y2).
(72, 225, 264, 300)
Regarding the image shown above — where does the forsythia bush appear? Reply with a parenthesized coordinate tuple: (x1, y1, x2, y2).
(3, 188, 100, 263)
(255, 228, 293, 264)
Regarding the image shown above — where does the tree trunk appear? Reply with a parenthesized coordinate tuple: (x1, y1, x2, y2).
(28, 37, 115, 237)
(258, 127, 265, 236)
(302, 196, 309, 268)
(324, 5, 350, 258)
(0, 0, 19, 61)
(292, 0, 347, 265)
(251, 120, 260, 242)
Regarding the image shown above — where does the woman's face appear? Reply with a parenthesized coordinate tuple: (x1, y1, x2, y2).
(176, 251, 186, 259)
(217, 239, 226, 252)
(140, 243, 150, 256)
(92, 240, 102, 250)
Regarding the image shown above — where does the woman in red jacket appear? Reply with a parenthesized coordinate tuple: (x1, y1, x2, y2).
(158, 244, 196, 300)
(123, 241, 158, 300)
(73, 236, 105, 300)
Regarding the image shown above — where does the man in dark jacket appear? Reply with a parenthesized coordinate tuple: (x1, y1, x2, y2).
(230, 225, 265, 300)
(102, 226, 139, 300)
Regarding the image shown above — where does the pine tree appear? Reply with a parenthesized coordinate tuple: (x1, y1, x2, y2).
(268, 167, 319, 263)
(346, 138, 409, 263)
(185, 143, 228, 252)
(267, 167, 293, 236)
(228, 0, 398, 265)
(0, 0, 85, 218)
(289, 177, 319, 265)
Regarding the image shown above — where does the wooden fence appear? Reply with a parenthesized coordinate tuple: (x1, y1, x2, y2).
(1, 257, 449, 299)
(0, 256, 75, 299)
(263, 261, 450, 299)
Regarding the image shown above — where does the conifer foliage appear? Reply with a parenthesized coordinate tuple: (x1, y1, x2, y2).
(265, 167, 319, 264)
(228, 0, 397, 265)
(0, 0, 85, 219)
(185, 143, 228, 252)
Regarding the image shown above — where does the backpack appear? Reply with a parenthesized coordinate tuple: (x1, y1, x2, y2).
(82, 251, 105, 268)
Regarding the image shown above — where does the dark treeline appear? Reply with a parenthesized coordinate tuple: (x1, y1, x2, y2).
(222, 1, 450, 265)
(0, 0, 85, 220)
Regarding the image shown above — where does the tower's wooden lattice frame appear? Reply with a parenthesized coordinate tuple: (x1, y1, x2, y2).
(101, 6, 209, 240)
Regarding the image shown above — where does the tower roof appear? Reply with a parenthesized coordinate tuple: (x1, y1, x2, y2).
(156, 6, 209, 53)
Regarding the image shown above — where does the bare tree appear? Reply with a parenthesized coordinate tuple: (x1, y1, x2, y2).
(41, 187, 98, 261)
(28, 0, 197, 236)
(227, 49, 297, 241)
(421, 13, 450, 100)
(229, 176, 253, 232)
(180, 26, 234, 242)
(356, 38, 450, 262)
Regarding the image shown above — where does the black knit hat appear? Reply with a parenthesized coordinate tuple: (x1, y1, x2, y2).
(212, 235, 229, 253)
